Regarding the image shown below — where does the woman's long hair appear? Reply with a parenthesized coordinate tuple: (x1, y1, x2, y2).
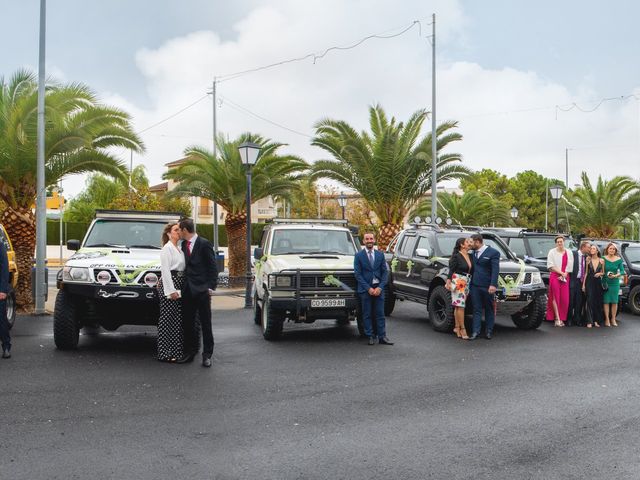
(452, 237, 466, 257)
(161, 222, 178, 246)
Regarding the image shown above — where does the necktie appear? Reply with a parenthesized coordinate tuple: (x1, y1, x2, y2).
(187, 240, 192, 256)
(580, 254, 586, 279)
(368, 250, 374, 266)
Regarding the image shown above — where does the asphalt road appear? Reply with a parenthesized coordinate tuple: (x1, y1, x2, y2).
(2, 299, 640, 480)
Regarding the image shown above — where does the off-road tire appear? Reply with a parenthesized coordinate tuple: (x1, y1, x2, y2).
(627, 285, 640, 316)
(428, 285, 455, 332)
(5, 287, 16, 330)
(261, 292, 283, 340)
(384, 284, 396, 316)
(53, 290, 80, 350)
(511, 293, 546, 329)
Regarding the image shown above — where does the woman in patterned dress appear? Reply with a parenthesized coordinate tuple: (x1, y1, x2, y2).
(157, 222, 186, 362)
(446, 237, 473, 340)
(603, 242, 624, 327)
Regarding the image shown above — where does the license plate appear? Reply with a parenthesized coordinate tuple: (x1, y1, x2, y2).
(311, 299, 346, 308)
(503, 287, 521, 297)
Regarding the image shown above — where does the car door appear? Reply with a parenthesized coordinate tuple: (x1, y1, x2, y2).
(391, 231, 417, 293)
(408, 234, 436, 299)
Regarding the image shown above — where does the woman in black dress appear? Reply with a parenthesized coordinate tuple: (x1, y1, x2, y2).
(445, 237, 473, 340)
(582, 244, 605, 328)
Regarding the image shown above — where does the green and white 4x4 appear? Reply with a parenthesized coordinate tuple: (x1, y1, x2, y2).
(54, 210, 181, 350)
(252, 219, 361, 340)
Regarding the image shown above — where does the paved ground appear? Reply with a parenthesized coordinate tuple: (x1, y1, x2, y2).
(2, 298, 639, 480)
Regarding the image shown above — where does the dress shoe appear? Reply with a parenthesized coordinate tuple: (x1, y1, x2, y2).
(468, 333, 479, 341)
(368, 337, 376, 346)
(202, 354, 212, 368)
(176, 353, 195, 364)
(485, 333, 492, 340)
(2, 349, 11, 359)
(378, 337, 394, 345)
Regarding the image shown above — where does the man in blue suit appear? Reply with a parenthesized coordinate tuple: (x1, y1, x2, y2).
(354, 232, 393, 345)
(0, 241, 11, 358)
(469, 233, 500, 340)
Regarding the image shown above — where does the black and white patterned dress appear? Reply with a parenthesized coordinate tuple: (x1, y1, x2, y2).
(157, 241, 186, 361)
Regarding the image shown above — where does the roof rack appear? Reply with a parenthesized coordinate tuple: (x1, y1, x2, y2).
(95, 210, 182, 221)
(269, 218, 349, 227)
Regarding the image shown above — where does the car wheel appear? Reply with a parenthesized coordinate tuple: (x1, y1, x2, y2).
(5, 287, 16, 330)
(261, 292, 283, 340)
(384, 284, 396, 316)
(511, 294, 546, 329)
(428, 285, 455, 332)
(53, 290, 80, 350)
(628, 285, 640, 316)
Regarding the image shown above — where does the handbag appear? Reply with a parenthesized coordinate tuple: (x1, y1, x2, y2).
(600, 277, 609, 291)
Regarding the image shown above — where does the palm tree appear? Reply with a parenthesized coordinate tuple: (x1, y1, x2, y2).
(0, 69, 143, 308)
(410, 191, 513, 227)
(564, 172, 640, 237)
(164, 133, 307, 281)
(311, 104, 467, 248)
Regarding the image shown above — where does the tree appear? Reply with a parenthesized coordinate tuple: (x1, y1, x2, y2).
(0, 69, 143, 308)
(509, 171, 562, 230)
(311, 104, 467, 248)
(164, 133, 307, 281)
(459, 169, 513, 204)
(410, 191, 513, 227)
(564, 173, 640, 237)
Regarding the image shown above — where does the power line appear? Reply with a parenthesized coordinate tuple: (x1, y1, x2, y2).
(138, 95, 209, 133)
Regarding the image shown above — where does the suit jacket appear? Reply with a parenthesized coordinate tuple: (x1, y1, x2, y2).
(0, 242, 8, 295)
(181, 235, 218, 294)
(354, 248, 388, 294)
(448, 251, 473, 279)
(470, 245, 500, 288)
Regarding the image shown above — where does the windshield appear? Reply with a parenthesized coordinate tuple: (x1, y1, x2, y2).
(270, 229, 356, 255)
(527, 237, 576, 259)
(625, 247, 640, 264)
(84, 220, 166, 249)
(435, 234, 511, 259)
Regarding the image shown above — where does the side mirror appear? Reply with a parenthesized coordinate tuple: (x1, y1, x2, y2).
(415, 248, 431, 258)
(67, 239, 80, 251)
(254, 247, 264, 260)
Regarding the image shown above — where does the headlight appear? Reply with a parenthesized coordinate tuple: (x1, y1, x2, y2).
(530, 271, 543, 285)
(269, 275, 293, 288)
(62, 267, 91, 282)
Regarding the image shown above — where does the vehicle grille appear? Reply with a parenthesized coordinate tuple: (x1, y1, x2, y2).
(93, 268, 160, 285)
(298, 274, 357, 291)
(499, 272, 533, 285)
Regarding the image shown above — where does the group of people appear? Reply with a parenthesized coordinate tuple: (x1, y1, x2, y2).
(547, 238, 624, 328)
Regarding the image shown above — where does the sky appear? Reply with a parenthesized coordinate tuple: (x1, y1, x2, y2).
(2, 0, 640, 198)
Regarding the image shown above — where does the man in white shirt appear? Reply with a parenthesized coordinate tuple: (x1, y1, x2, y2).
(568, 240, 591, 326)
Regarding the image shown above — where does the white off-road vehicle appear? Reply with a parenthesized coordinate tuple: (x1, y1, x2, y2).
(54, 210, 181, 349)
(253, 219, 362, 340)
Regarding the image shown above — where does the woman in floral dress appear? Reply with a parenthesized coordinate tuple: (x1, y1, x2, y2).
(446, 237, 473, 340)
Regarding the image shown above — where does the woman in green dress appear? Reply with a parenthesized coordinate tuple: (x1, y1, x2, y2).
(603, 242, 624, 327)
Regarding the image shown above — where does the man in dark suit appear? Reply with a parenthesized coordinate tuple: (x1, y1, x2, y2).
(178, 218, 218, 367)
(0, 241, 11, 358)
(567, 241, 591, 326)
(469, 233, 500, 340)
(354, 232, 393, 346)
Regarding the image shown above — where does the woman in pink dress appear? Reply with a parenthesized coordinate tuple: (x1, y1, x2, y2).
(546, 236, 574, 327)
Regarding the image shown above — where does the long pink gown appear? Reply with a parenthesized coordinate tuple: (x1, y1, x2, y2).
(546, 251, 570, 321)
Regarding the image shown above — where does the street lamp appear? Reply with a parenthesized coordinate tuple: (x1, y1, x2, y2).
(510, 207, 519, 219)
(238, 141, 261, 309)
(337, 191, 347, 220)
(549, 185, 564, 232)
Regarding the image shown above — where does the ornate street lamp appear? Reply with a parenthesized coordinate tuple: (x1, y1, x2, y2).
(238, 141, 261, 308)
(549, 185, 564, 232)
(510, 207, 519, 219)
(337, 192, 347, 220)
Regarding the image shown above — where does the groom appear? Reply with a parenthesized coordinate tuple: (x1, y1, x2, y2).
(178, 218, 218, 367)
(469, 233, 500, 340)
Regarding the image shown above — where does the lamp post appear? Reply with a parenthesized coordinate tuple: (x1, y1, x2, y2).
(549, 185, 564, 232)
(337, 191, 347, 220)
(510, 207, 519, 223)
(238, 141, 261, 308)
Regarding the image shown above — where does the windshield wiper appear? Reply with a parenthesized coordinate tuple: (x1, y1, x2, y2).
(128, 244, 161, 249)
(85, 243, 127, 248)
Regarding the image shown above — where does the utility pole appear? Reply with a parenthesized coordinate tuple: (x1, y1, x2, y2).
(565, 148, 569, 188)
(35, 0, 47, 314)
(430, 13, 438, 223)
(544, 178, 549, 231)
(212, 78, 219, 254)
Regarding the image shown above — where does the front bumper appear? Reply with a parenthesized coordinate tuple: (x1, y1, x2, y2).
(270, 295, 359, 320)
(494, 286, 545, 316)
(61, 282, 159, 302)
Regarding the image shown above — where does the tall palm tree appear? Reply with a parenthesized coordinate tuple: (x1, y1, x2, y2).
(0, 69, 143, 308)
(564, 172, 640, 237)
(164, 133, 307, 280)
(410, 191, 513, 227)
(311, 104, 467, 248)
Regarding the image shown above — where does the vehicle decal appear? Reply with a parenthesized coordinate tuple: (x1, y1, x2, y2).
(406, 260, 414, 277)
(498, 258, 526, 289)
(390, 257, 399, 272)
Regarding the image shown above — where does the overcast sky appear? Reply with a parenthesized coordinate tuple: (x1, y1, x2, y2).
(2, 0, 640, 197)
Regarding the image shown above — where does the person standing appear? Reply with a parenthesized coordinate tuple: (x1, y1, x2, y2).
(582, 244, 604, 328)
(567, 241, 591, 326)
(469, 234, 500, 340)
(178, 218, 218, 367)
(157, 222, 186, 363)
(603, 242, 624, 327)
(546, 236, 574, 327)
(354, 232, 393, 346)
(0, 241, 11, 359)
(445, 237, 473, 340)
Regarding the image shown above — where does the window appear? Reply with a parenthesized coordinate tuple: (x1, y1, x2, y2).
(270, 229, 356, 255)
(508, 238, 526, 258)
(415, 236, 432, 255)
(398, 234, 417, 257)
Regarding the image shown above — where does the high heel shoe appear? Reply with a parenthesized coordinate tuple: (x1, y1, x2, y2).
(459, 327, 469, 340)
(611, 320, 619, 327)
(453, 327, 461, 338)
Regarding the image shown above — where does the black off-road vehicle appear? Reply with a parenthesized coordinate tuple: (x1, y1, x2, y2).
(384, 224, 547, 333)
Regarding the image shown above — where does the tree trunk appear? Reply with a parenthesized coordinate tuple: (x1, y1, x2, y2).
(1, 207, 36, 310)
(225, 212, 247, 286)
(377, 222, 402, 251)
